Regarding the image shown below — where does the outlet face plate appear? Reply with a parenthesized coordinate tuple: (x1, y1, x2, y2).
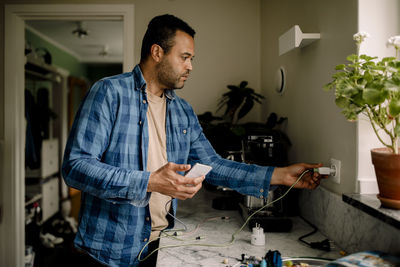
(330, 158, 341, 184)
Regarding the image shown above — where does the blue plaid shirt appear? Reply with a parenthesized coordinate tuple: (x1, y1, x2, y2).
(62, 65, 275, 266)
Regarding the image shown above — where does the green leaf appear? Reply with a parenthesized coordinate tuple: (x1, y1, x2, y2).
(332, 72, 347, 79)
(382, 57, 396, 62)
(346, 54, 358, 62)
(362, 61, 376, 68)
(363, 72, 373, 83)
(323, 83, 333, 91)
(360, 55, 377, 61)
(363, 88, 386, 105)
(394, 124, 400, 137)
(389, 99, 400, 116)
(340, 84, 359, 96)
(342, 109, 358, 121)
(335, 97, 349, 108)
(352, 92, 366, 106)
(335, 64, 346, 70)
(385, 79, 400, 93)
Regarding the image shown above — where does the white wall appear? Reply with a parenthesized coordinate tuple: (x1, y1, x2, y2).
(357, 0, 400, 193)
(260, 0, 359, 194)
(134, 0, 262, 122)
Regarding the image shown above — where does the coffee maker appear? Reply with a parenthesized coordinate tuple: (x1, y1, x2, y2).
(238, 133, 295, 232)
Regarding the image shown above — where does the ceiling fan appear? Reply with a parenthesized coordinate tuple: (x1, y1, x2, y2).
(72, 21, 89, 39)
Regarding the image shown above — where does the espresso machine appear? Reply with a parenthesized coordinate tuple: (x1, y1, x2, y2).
(238, 133, 295, 232)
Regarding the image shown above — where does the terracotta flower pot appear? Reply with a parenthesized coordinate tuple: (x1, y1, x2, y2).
(371, 147, 400, 209)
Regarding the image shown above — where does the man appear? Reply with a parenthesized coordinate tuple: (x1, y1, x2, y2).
(62, 14, 323, 267)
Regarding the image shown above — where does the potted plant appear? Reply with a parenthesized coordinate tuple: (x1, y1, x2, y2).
(325, 32, 400, 209)
(198, 81, 265, 155)
(217, 81, 265, 125)
(198, 81, 291, 165)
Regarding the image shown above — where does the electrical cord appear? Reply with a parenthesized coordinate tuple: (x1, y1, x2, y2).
(138, 169, 312, 262)
(162, 199, 188, 233)
(298, 215, 333, 251)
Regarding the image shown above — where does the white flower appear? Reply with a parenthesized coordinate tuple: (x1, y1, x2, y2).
(387, 36, 400, 49)
(353, 32, 370, 43)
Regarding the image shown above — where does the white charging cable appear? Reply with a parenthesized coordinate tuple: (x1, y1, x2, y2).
(138, 169, 311, 262)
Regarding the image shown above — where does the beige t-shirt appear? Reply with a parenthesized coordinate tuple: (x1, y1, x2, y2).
(146, 91, 172, 241)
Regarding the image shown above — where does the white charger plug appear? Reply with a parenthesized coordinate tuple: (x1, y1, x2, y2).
(314, 166, 336, 176)
(251, 223, 265, 246)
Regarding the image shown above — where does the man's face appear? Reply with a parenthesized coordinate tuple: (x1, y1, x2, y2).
(156, 30, 195, 89)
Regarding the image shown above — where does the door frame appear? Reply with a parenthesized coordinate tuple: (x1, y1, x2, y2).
(2, 4, 134, 266)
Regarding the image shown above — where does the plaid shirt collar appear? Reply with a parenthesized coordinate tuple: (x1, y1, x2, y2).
(132, 65, 176, 100)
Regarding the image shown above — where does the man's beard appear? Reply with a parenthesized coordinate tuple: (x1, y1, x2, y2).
(156, 59, 188, 90)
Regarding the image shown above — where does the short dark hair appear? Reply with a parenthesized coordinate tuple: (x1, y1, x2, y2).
(140, 14, 196, 62)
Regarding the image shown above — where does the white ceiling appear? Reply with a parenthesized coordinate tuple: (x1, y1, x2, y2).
(26, 20, 123, 64)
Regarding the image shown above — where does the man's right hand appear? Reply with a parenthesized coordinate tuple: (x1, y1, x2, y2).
(147, 162, 205, 200)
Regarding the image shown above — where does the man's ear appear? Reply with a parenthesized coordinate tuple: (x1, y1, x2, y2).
(150, 44, 164, 63)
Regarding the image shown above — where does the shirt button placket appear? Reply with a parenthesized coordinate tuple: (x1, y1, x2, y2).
(260, 188, 264, 199)
(139, 97, 147, 125)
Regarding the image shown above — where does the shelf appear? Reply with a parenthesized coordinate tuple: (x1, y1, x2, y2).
(25, 193, 42, 207)
(25, 57, 57, 74)
(279, 25, 320, 56)
(25, 69, 60, 83)
(25, 57, 61, 83)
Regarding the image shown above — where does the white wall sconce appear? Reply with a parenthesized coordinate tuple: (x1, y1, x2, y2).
(279, 25, 320, 56)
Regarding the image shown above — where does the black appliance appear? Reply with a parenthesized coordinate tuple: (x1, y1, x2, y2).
(239, 133, 296, 232)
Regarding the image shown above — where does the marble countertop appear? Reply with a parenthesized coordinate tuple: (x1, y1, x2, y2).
(156, 189, 342, 266)
(342, 193, 400, 230)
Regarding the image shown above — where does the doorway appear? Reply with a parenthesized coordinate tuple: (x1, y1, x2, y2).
(3, 4, 134, 266)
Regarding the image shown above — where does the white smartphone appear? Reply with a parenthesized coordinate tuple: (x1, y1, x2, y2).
(185, 163, 212, 178)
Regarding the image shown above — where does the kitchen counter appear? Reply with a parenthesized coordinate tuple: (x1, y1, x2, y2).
(156, 189, 342, 266)
(342, 193, 400, 230)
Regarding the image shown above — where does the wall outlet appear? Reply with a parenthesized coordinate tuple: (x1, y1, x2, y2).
(330, 158, 341, 184)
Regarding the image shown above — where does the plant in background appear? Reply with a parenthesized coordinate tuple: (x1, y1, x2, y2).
(197, 81, 265, 155)
(198, 82, 291, 166)
(217, 81, 265, 125)
(324, 32, 400, 154)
